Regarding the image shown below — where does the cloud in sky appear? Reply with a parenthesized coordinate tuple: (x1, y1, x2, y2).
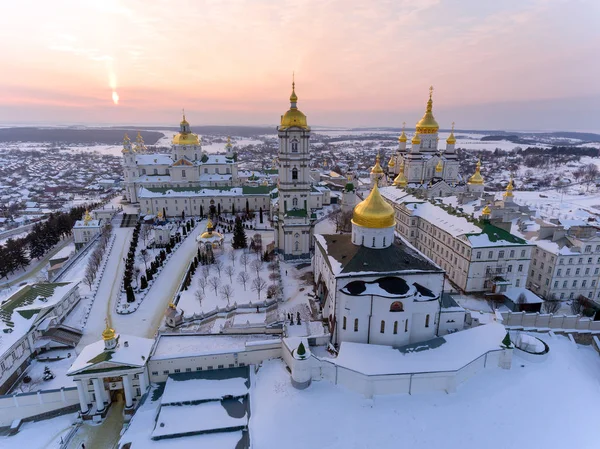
(0, 0, 598, 130)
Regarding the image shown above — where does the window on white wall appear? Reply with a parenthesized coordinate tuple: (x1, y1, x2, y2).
(354, 319, 358, 332)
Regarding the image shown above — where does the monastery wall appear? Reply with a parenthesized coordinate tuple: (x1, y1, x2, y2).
(0, 387, 79, 427)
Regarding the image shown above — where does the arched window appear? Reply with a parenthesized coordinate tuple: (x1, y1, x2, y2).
(142, 169, 146, 175)
(292, 168, 298, 180)
(393, 321, 398, 334)
(291, 141, 298, 152)
(361, 236, 364, 245)
(390, 301, 404, 312)
(166, 169, 170, 175)
(153, 169, 158, 175)
(294, 241, 300, 251)
(383, 237, 386, 246)
(292, 198, 298, 207)
(372, 237, 376, 247)
(194, 153, 198, 160)
(425, 314, 430, 328)
(182, 169, 186, 178)
(354, 319, 358, 332)
(380, 320, 385, 334)
(405, 319, 408, 332)
(343, 316, 347, 330)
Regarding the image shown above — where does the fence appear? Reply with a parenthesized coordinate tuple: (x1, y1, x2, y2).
(176, 298, 281, 328)
(0, 387, 79, 427)
(500, 311, 600, 333)
(53, 233, 101, 281)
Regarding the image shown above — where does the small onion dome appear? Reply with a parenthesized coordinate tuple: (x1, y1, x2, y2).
(415, 86, 439, 134)
(122, 133, 131, 153)
(392, 168, 408, 188)
(102, 322, 116, 341)
(280, 81, 309, 130)
(371, 154, 385, 174)
(411, 133, 421, 145)
(225, 136, 232, 149)
(387, 156, 396, 167)
(504, 178, 514, 198)
(435, 159, 443, 173)
(482, 205, 491, 215)
(468, 159, 484, 185)
(398, 130, 407, 143)
(83, 209, 92, 224)
(352, 183, 395, 228)
(447, 121, 456, 144)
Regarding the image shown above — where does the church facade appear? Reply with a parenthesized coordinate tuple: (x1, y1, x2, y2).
(314, 178, 446, 348)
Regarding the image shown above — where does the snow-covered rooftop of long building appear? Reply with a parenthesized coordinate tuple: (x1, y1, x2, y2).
(334, 322, 506, 375)
(138, 185, 273, 198)
(151, 334, 281, 360)
(161, 376, 249, 404)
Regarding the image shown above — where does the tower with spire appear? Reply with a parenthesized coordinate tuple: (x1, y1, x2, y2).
(275, 77, 315, 260)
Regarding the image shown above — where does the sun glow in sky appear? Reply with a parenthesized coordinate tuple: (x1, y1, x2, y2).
(0, 0, 599, 130)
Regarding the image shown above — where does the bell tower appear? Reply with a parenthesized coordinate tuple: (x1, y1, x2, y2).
(275, 78, 314, 260)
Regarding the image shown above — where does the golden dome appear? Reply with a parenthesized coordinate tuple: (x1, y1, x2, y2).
(482, 205, 491, 215)
(172, 132, 200, 145)
(102, 320, 116, 341)
(225, 136, 232, 149)
(468, 159, 484, 185)
(415, 86, 439, 134)
(387, 156, 396, 167)
(504, 177, 514, 198)
(122, 133, 131, 153)
(446, 121, 456, 145)
(352, 184, 395, 228)
(435, 159, 443, 173)
(411, 133, 421, 145)
(83, 209, 92, 224)
(392, 161, 407, 188)
(280, 81, 309, 130)
(371, 154, 385, 174)
(398, 122, 407, 143)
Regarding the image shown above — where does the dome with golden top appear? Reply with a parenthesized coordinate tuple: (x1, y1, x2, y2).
(387, 156, 395, 167)
(446, 122, 456, 145)
(411, 133, 421, 145)
(173, 113, 200, 145)
(352, 184, 395, 228)
(122, 133, 132, 153)
(371, 154, 385, 174)
(435, 159, 443, 173)
(102, 320, 116, 341)
(504, 178, 514, 198)
(392, 161, 408, 188)
(482, 205, 491, 215)
(280, 81, 309, 130)
(83, 209, 92, 224)
(415, 87, 439, 134)
(398, 131, 407, 143)
(468, 159, 484, 185)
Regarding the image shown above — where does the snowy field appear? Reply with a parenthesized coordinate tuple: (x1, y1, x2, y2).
(0, 413, 77, 449)
(251, 333, 600, 449)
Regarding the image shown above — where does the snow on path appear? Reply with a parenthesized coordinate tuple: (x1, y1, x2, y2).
(77, 227, 132, 349)
(111, 222, 205, 338)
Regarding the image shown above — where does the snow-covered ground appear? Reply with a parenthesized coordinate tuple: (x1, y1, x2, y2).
(0, 413, 77, 449)
(12, 356, 75, 393)
(251, 333, 600, 449)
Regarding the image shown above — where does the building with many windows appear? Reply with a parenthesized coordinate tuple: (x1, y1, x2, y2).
(380, 187, 533, 293)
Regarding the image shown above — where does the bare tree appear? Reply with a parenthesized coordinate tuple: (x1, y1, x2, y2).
(140, 224, 152, 247)
(202, 264, 211, 278)
(251, 276, 267, 301)
(220, 284, 234, 304)
(194, 289, 204, 306)
(83, 263, 96, 288)
(197, 277, 207, 294)
(224, 265, 235, 283)
(139, 249, 151, 270)
(240, 253, 250, 272)
(208, 276, 221, 296)
(571, 295, 585, 315)
(268, 261, 278, 275)
(267, 283, 281, 299)
(543, 295, 561, 314)
(237, 271, 250, 291)
(214, 260, 224, 277)
(228, 249, 236, 266)
(251, 259, 263, 277)
(517, 293, 527, 305)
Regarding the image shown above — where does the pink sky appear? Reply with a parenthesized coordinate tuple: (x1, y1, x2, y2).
(1, 0, 599, 131)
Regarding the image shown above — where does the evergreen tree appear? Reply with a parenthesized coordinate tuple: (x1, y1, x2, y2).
(297, 341, 306, 357)
(501, 332, 512, 348)
(231, 203, 235, 215)
(140, 275, 148, 289)
(259, 207, 263, 224)
(6, 238, 29, 271)
(126, 286, 135, 303)
(232, 218, 248, 249)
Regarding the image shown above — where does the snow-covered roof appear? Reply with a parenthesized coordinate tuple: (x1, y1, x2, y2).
(162, 376, 248, 405)
(135, 154, 172, 165)
(67, 334, 154, 375)
(333, 322, 507, 375)
(504, 287, 543, 304)
(151, 334, 280, 360)
(73, 219, 101, 228)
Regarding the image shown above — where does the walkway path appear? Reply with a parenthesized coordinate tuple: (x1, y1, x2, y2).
(66, 399, 124, 449)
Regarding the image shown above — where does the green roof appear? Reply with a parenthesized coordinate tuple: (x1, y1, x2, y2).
(466, 223, 527, 246)
(242, 185, 272, 195)
(0, 283, 70, 325)
(285, 208, 308, 218)
(143, 185, 271, 196)
(264, 169, 278, 175)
